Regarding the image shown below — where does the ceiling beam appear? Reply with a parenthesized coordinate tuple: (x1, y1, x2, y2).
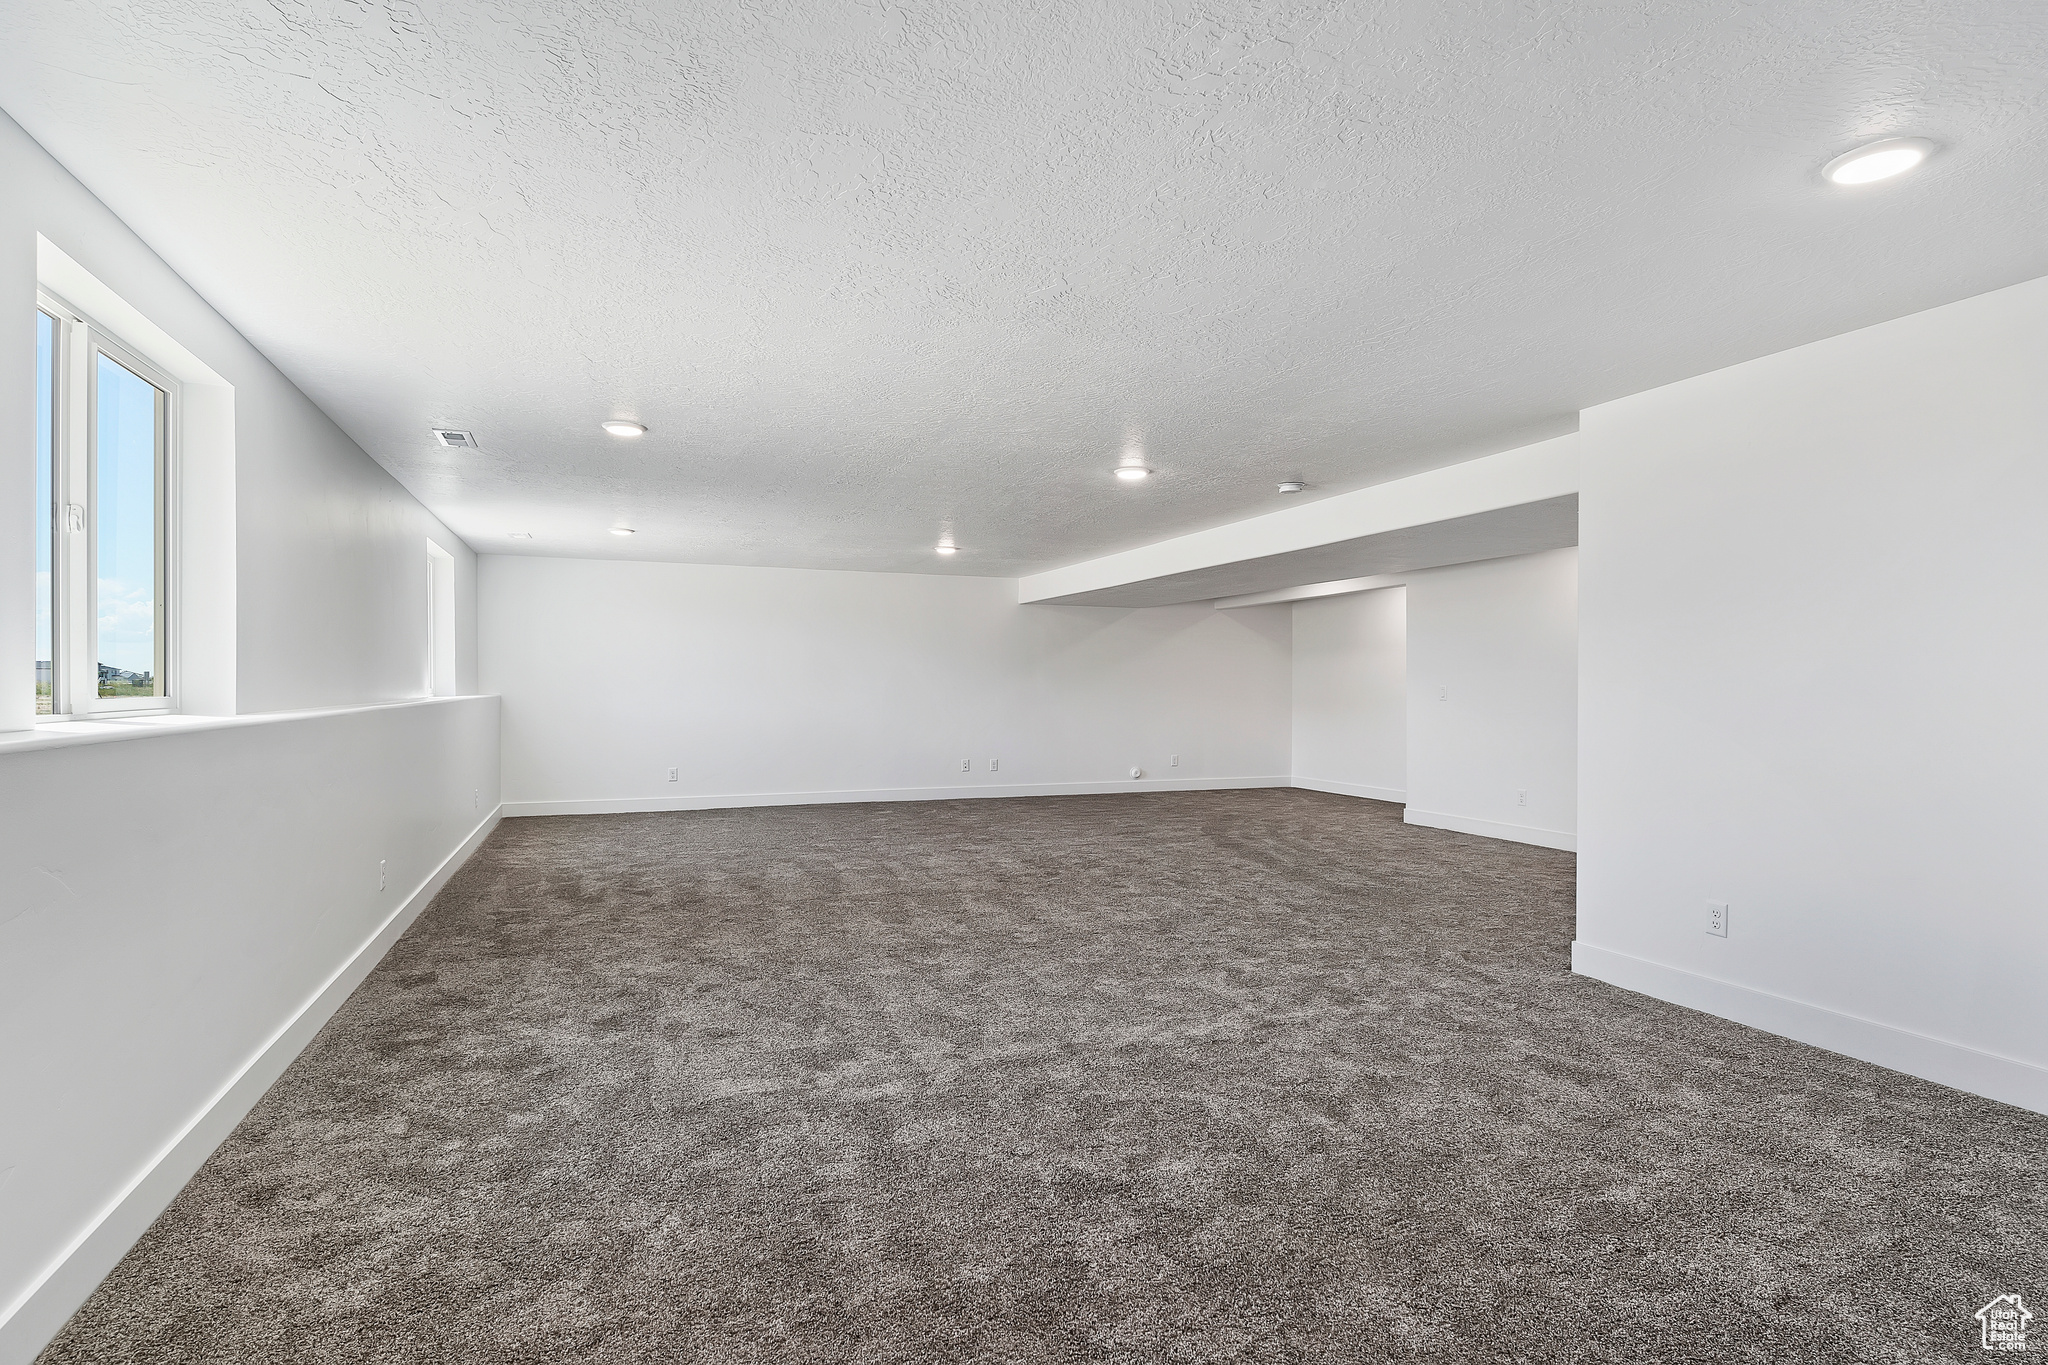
(1019, 432, 1580, 606)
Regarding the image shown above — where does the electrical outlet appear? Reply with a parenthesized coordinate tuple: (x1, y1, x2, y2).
(1439, 684, 1449, 702)
(1517, 789, 1527, 807)
(1706, 900, 1729, 937)
(961, 758, 971, 773)
(378, 860, 387, 892)
(667, 767, 679, 782)
(1170, 754, 1179, 767)
(472, 788, 478, 810)
(989, 758, 999, 772)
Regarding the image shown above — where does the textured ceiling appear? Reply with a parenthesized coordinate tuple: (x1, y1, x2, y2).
(1037, 496, 1578, 606)
(3, 2, 2044, 575)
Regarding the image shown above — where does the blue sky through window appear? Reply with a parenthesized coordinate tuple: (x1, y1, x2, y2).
(36, 311, 54, 710)
(96, 352, 159, 678)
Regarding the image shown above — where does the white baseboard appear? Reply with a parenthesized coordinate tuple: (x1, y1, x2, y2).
(1572, 941, 2048, 1117)
(1403, 807, 1577, 851)
(1290, 778, 1406, 804)
(0, 807, 504, 1365)
(502, 776, 1293, 817)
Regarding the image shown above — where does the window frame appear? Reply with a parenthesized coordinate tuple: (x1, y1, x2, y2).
(426, 537, 457, 697)
(38, 287, 178, 719)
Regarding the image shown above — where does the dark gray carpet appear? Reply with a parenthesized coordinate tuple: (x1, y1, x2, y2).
(39, 790, 2048, 1364)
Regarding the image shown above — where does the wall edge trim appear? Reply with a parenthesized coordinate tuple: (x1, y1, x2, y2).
(0, 807, 505, 1365)
(1290, 778, 1406, 804)
(1402, 807, 1576, 851)
(1571, 940, 2048, 1117)
(502, 777, 1294, 817)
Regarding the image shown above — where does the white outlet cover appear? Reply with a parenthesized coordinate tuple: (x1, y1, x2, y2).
(1706, 900, 1729, 937)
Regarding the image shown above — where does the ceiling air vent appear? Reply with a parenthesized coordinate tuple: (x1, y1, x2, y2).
(432, 428, 477, 448)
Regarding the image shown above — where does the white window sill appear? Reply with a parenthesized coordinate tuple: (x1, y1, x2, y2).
(0, 695, 493, 756)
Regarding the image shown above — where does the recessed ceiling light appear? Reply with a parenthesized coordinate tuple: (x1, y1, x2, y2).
(1115, 465, 1153, 482)
(1277, 480, 1307, 494)
(508, 532, 532, 539)
(935, 543, 958, 556)
(601, 420, 647, 437)
(1822, 137, 1935, 186)
(610, 526, 636, 536)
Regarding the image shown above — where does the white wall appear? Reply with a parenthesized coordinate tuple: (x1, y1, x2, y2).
(1404, 548, 1579, 849)
(482, 556, 1292, 812)
(0, 108, 478, 728)
(0, 698, 501, 1364)
(1290, 587, 1407, 802)
(0, 109, 504, 1363)
(0, 118, 34, 733)
(1574, 274, 2048, 1114)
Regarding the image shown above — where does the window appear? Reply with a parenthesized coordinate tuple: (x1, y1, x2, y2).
(36, 291, 174, 716)
(35, 310, 55, 713)
(426, 538, 457, 696)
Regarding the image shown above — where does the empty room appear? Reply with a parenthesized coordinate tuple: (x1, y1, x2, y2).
(2, 3, 2044, 1362)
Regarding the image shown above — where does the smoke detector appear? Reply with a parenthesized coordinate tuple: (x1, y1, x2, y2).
(432, 429, 477, 448)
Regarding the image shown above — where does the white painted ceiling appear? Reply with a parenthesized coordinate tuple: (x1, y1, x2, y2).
(3, 3, 2044, 576)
